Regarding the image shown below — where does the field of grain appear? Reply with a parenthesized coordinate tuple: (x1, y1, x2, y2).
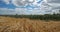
(0, 16, 60, 32)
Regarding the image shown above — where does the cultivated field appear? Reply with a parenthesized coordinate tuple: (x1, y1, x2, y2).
(0, 16, 60, 32)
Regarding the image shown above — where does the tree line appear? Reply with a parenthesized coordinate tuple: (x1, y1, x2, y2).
(0, 13, 60, 21)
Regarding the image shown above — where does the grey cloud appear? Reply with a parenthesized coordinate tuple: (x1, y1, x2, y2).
(1, 0, 60, 15)
(3, 0, 10, 4)
(12, 0, 40, 7)
(46, 0, 60, 3)
(40, 0, 60, 14)
(12, 0, 28, 6)
(12, 0, 27, 6)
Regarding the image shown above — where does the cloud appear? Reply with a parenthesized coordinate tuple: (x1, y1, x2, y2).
(11, 0, 41, 7)
(3, 0, 10, 4)
(40, 0, 60, 14)
(46, 0, 60, 7)
(1, 0, 41, 8)
(12, 0, 27, 7)
(15, 8, 42, 15)
(0, 8, 16, 15)
(0, 8, 45, 15)
(1, 0, 60, 15)
(46, 0, 60, 3)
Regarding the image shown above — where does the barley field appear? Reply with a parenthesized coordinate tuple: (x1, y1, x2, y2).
(0, 16, 60, 32)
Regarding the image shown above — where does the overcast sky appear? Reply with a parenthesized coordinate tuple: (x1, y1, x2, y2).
(0, 0, 60, 15)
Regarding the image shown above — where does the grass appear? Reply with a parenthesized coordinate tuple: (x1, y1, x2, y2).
(0, 16, 60, 32)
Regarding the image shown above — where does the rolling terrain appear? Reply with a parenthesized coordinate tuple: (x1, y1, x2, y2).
(0, 16, 60, 32)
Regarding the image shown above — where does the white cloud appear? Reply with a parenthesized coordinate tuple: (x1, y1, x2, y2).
(15, 8, 42, 15)
(14, 8, 50, 15)
(0, 8, 16, 15)
(0, 8, 44, 15)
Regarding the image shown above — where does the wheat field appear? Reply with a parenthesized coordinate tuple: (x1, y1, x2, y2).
(0, 16, 60, 32)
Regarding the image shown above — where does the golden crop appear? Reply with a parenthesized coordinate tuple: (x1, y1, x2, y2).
(0, 16, 60, 32)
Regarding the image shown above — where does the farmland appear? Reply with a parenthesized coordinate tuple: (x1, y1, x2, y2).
(0, 16, 60, 32)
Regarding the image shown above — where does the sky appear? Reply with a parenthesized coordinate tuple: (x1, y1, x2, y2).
(0, 0, 60, 15)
